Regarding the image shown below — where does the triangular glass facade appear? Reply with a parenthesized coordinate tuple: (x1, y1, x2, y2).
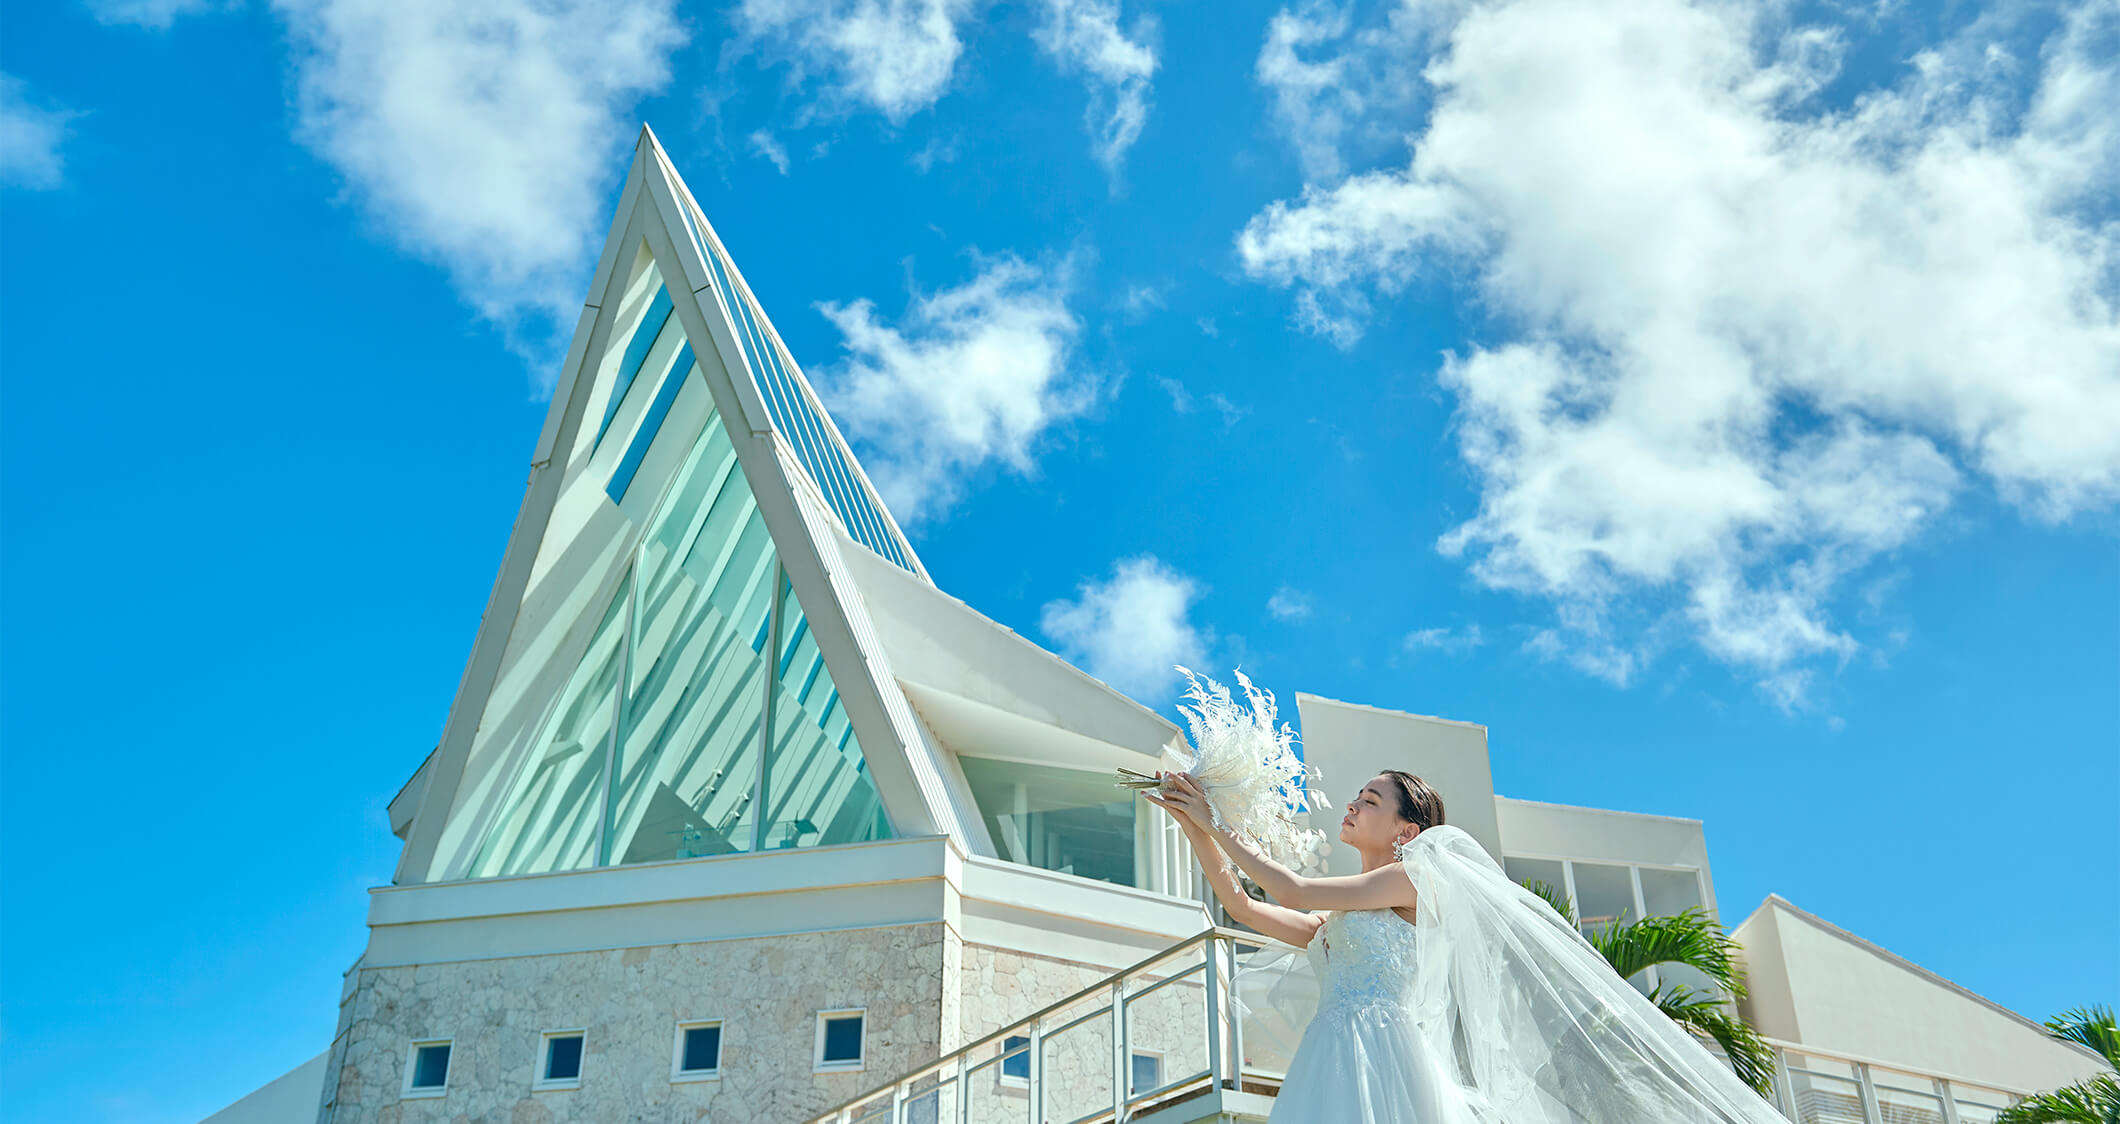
(457, 248, 891, 881)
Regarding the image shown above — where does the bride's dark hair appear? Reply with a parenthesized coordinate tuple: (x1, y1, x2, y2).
(1382, 771, 1446, 830)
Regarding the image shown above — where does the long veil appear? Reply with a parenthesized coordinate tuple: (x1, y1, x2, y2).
(1398, 825, 1786, 1123)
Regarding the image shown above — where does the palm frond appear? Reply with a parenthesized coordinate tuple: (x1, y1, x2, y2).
(2044, 1006, 2120, 1069)
(1591, 909, 1748, 1000)
(1992, 1073, 2120, 1124)
(1521, 879, 1577, 925)
(1653, 985, 1778, 1096)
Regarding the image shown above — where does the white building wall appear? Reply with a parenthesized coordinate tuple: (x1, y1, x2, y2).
(1734, 897, 2110, 1095)
(200, 1053, 326, 1124)
(1493, 796, 1721, 916)
(1295, 695, 1502, 868)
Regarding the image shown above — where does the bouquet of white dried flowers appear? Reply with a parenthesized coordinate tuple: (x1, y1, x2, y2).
(1117, 667, 1329, 867)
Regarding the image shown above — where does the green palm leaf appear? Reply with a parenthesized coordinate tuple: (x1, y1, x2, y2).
(1518, 879, 1775, 1098)
(1994, 1007, 2120, 1124)
(1523, 880, 1577, 925)
(1590, 909, 1749, 1000)
(2046, 1006, 2120, 1069)
(1992, 1074, 2120, 1124)
(1652, 985, 1778, 1096)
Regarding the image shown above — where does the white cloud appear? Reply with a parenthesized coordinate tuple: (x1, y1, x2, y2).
(1121, 283, 1164, 319)
(1042, 556, 1209, 699)
(815, 255, 1097, 522)
(1404, 623, 1484, 653)
(1239, 0, 2120, 697)
(0, 74, 76, 191)
(736, 0, 975, 122)
(1267, 586, 1314, 621)
(86, 0, 212, 28)
(1158, 376, 1249, 427)
(1254, 0, 1458, 182)
(1033, 0, 1158, 177)
(750, 128, 792, 173)
(272, 0, 686, 376)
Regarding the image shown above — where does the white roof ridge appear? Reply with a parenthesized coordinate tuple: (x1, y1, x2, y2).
(1753, 893, 2108, 1066)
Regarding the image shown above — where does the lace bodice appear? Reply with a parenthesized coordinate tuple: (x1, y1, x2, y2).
(1308, 909, 1421, 1017)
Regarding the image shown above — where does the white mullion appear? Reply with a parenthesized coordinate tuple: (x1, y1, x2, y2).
(750, 561, 785, 853)
(595, 562, 638, 867)
(1629, 865, 1657, 992)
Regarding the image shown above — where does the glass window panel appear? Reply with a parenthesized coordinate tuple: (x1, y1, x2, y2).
(607, 344, 696, 503)
(411, 1043, 451, 1090)
(1640, 867, 1706, 917)
(762, 575, 892, 851)
(605, 413, 776, 865)
(544, 1035, 584, 1081)
(1504, 857, 1568, 906)
(1002, 1035, 1030, 1080)
(468, 575, 631, 878)
(822, 1015, 864, 1063)
(1130, 1052, 1161, 1093)
(962, 757, 1139, 887)
(681, 1025, 721, 1073)
(1872, 1070, 1946, 1124)
(1572, 862, 1638, 938)
(1786, 1068, 1866, 1124)
(594, 285, 674, 452)
(1952, 1097, 2010, 1124)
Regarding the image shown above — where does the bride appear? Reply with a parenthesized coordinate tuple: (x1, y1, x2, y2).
(1145, 769, 1789, 1123)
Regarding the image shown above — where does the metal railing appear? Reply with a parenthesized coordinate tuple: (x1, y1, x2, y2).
(806, 928, 1290, 1124)
(1765, 1038, 2025, 1124)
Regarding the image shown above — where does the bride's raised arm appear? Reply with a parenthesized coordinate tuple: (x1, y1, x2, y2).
(1144, 790, 1326, 948)
(1148, 772, 1418, 916)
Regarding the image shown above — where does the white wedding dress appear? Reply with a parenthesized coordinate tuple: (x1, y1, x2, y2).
(1248, 826, 1793, 1124)
(1266, 908, 1479, 1123)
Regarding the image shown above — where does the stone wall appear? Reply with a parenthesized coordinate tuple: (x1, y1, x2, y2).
(318, 924, 947, 1123)
(952, 944, 1211, 1123)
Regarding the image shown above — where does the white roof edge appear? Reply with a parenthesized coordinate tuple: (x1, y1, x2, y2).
(1746, 893, 2107, 1064)
(1493, 794, 1705, 827)
(1294, 692, 1489, 733)
(838, 527, 1182, 743)
(387, 749, 435, 837)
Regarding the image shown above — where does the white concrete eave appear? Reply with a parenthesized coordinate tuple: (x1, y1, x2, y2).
(387, 749, 434, 841)
(361, 835, 1213, 972)
(836, 532, 1184, 769)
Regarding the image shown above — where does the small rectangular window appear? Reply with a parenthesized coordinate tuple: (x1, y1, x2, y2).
(1130, 1050, 1163, 1094)
(403, 1039, 452, 1098)
(1000, 1034, 1030, 1087)
(672, 1019, 723, 1083)
(814, 1008, 865, 1072)
(534, 1029, 584, 1091)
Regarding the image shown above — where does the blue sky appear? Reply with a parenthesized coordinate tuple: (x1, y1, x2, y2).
(2, 0, 2116, 1119)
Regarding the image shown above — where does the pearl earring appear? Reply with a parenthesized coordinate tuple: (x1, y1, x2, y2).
(1393, 836, 1416, 863)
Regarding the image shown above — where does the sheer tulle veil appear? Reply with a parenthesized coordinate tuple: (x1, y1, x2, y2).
(1393, 824, 1787, 1122)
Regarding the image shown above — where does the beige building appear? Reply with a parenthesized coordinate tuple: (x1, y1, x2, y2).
(202, 129, 2107, 1124)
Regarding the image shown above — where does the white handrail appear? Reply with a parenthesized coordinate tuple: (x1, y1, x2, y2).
(805, 927, 1292, 1124)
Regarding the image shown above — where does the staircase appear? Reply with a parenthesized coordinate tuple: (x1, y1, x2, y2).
(806, 928, 1296, 1124)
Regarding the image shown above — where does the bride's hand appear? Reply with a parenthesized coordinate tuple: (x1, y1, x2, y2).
(1142, 771, 1215, 832)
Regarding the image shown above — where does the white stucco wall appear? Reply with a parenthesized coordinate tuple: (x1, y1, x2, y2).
(200, 1052, 326, 1124)
(1296, 695, 1501, 869)
(1735, 896, 2111, 1094)
(1493, 797, 1721, 916)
